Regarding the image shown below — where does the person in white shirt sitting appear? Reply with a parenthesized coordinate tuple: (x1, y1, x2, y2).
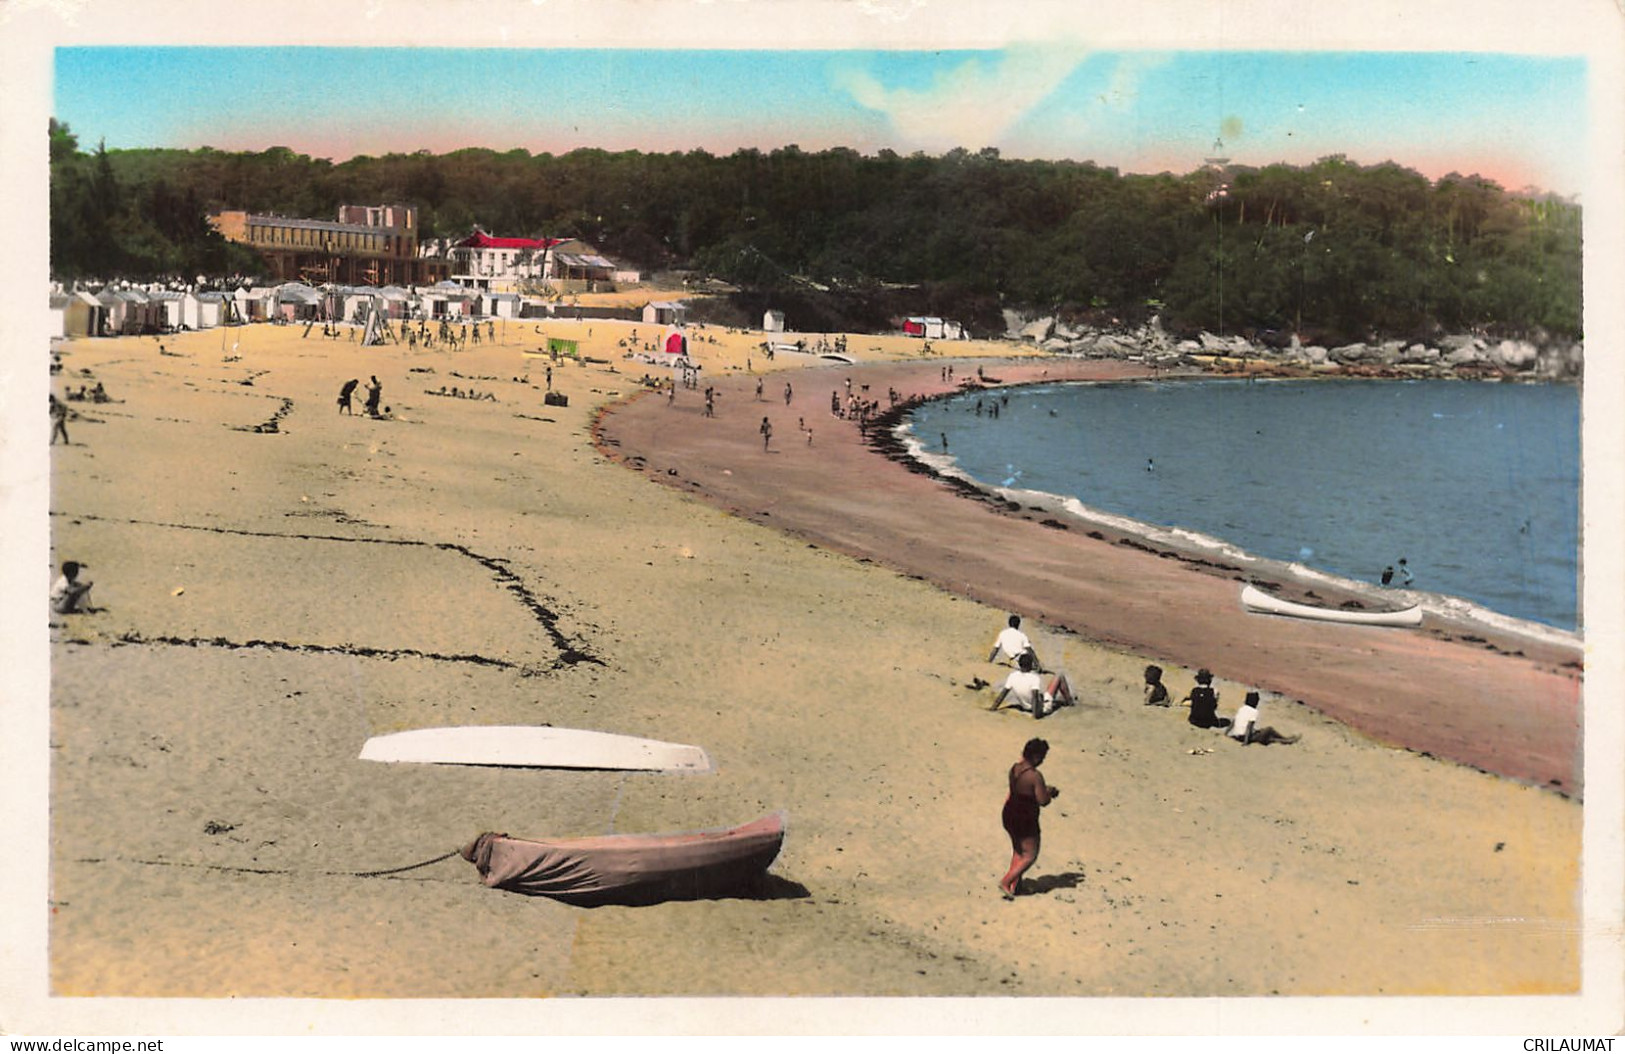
(1227, 691, 1300, 746)
(991, 652, 1075, 719)
(987, 614, 1042, 671)
(50, 560, 95, 615)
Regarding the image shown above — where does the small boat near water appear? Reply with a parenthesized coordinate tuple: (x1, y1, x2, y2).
(461, 812, 787, 905)
(1241, 583, 1423, 627)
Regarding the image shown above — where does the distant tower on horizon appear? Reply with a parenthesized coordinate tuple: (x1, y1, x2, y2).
(1203, 136, 1230, 172)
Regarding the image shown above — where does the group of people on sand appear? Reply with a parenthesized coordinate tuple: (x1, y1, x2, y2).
(985, 621, 1068, 892)
(1142, 664, 1300, 747)
(986, 615, 1075, 719)
(48, 382, 119, 446)
(428, 385, 498, 402)
(63, 381, 112, 403)
(989, 612, 1301, 900)
(337, 376, 384, 417)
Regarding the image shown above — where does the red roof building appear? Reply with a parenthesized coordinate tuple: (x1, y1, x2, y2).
(448, 229, 566, 290)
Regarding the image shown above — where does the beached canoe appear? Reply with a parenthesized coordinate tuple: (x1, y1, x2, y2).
(460, 812, 787, 905)
(1241, 583, 1424, 627)
(359, 725, 711, 772)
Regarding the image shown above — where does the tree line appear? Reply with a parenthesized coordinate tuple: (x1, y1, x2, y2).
(49, 119, 1581, 345)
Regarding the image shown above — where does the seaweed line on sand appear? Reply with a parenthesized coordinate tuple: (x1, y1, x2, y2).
(50, 510, 603, 668)
(108, 630, 549, 674)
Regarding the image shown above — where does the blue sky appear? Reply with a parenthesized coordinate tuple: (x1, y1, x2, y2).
(53, 46, 1588, 195)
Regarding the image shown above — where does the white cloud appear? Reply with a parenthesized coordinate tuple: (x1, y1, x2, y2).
(835, 44, 1088, 152)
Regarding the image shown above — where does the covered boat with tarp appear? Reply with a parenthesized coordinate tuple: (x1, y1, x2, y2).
(460, 812, 786, 905)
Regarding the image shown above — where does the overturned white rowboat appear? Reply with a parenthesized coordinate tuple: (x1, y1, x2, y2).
(1241, 583, 1423, 628)
(359, 725, 712, 772)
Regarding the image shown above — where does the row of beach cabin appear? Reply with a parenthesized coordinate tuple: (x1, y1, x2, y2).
(48, 280, 654, 340)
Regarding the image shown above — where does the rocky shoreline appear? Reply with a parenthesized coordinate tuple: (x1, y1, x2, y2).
(1004, 311, 1583, 382)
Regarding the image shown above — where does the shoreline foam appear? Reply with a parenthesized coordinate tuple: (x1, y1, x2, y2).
(895, 414, 1582, 653)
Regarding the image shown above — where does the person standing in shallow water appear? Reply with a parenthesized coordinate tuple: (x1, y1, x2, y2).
(1000, 737, 1058, 898)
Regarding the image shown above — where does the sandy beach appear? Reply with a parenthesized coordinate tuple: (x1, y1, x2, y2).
(35, 315, 1583, 1017)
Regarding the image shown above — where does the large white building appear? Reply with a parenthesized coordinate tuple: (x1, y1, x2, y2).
(445, 231, 561, 291)
(435, 230, 638, 292)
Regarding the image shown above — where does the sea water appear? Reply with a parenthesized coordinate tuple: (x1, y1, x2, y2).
(907, 377, 1580, 633)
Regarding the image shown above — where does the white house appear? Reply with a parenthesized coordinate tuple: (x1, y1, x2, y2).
(449, 231, 561, 291)
(764, 309, 786, 333)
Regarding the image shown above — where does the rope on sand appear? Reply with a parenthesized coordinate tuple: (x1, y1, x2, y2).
(346, 848, 462, 878)
(76, 848, 465, 881)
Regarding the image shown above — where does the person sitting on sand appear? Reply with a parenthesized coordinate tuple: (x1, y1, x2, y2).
(1227, 691, 1300, 746)
(1184, 668, 1230, 729)
(988, 614, 1041, 669)
(1143, 664, 1171, 706)
(992, 652, 1075, 718)
(50, 560, 95, 615)
(1000, 737, 1058, 899)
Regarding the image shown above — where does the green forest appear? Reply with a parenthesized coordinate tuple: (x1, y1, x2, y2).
(49, 119, 1582, 346)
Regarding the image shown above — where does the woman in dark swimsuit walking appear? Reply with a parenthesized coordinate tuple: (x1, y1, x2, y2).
(1000, 737, 1059, 899)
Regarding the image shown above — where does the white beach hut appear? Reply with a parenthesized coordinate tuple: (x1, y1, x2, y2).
(97, 289, 134, 334)
(148, 290, 185, 331)
(48, 292, 71, 338)
(643, 301, 687, 326)
(195, 291, 227, 329)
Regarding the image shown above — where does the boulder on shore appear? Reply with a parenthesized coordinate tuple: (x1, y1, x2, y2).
(1491, 339, 1540, 369)
(1020, 316, 1056, 343)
